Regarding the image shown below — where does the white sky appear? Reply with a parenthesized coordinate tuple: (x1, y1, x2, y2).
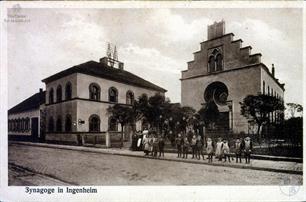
(7, 8, 303, 109)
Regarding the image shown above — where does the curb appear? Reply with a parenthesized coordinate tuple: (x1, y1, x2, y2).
(10, 141, 303, 175)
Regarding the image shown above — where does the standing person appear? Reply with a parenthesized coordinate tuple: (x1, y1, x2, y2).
(222, 139, 231, 162)
(206, 138, 214, 163)
(182, 137, 190, 159)
(148, 133, 154, 156)
(152, 134, 159, 158)
(137, 132, 143, 151)
(175, 133, 183, 158)
(244, 137, 252, 164)
(143, 132, 150, 156)
(131, 132, 138, 151)
(190, 135, 197, 159)
(158, 135, 165, 157)
(215, 137, 223, 161)
(234, 138, 243, 163)
(196, 135, 205, 160)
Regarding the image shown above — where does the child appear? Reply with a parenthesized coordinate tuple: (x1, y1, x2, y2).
(222, 139, 231, 162)
(182, 137, 190, 159)
(196, 135, 205, 160)
(244, 137, 252, 164)
(234, 138, 243, 163)
(190, 135, 197, 159)
(215, 137, 223, 161)
(206, 138, 214, 163)
(175, 133, 183, 158)
(152, 134, 159, 158)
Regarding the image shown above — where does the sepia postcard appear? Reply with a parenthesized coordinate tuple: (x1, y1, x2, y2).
(0, 1, 305, 201)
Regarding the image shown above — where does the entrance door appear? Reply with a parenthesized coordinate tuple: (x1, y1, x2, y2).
(31, 117, 39, 142)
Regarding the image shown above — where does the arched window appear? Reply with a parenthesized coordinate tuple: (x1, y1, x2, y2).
(89, 83, 100, 101)
(109, 87, 118, 103)
(65, 82, 72, 100)
(216, 54, 223, 71)
(56, 117, 62, 132)
(56, 85, 62, 102)
(65, 114, 72, 132)
(126, 91, 134, 105)
(208, 55, 215, 73)
(17, 118, 21, 132)
(49, 88, 54, 104)
(263, 81, 265, 94)
(89, 115, 100, 132)
(48, 117, 54, 132)
(268, 86, 270, 95)
(109, 117, 118, 131)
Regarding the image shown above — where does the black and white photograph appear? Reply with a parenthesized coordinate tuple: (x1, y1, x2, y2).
(0, 1, 305, 201)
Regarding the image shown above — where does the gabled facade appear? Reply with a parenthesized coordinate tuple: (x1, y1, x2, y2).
(181, 21, 285, 134)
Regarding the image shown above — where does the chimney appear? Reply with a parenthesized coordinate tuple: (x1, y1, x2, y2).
(272, 64, 275, 77)
(119, 62, 124, 70)
(39, 88, 43, 93)
(99, 57, 108, 65)
(207, 20, 225, 40)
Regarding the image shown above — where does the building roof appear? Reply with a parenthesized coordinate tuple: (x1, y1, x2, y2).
(8, 91, 45, 114)
(42, 61, 167, 93)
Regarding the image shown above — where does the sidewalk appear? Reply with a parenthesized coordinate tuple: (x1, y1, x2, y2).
(10, 141, 303, 175)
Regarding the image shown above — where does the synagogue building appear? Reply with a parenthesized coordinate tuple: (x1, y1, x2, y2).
(181, 21, 285, 135)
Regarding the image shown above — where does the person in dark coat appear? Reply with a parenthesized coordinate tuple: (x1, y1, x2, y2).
(196, 135, 205, 160)
(175, 133, 183, 158)
(131, 133, 138, 151)
(190, 135, 197, 159)
(244, 137, 252, 164)
(234, 138, 243, 163)
(182, 137, 190, 159)
(158, 135, 165, 157)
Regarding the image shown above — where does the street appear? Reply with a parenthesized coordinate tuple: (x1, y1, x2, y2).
(8, 144, 302, 185)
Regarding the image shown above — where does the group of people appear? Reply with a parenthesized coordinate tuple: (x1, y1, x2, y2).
(176, 134, 253, 164)
(131, 129, 253, 164)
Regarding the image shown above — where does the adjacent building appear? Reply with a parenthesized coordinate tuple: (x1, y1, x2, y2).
(181, 21, 285, 135)
(8, 57, 166, 147)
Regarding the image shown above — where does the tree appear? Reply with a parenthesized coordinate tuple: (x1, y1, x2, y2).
(107, 104, 136, 148)
(286, 103, 303, 118)
(240, 94, 284, 139)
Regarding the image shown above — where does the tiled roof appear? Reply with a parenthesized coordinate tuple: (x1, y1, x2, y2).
(8, 91, 45, 114)
(42, 61, 167, 92)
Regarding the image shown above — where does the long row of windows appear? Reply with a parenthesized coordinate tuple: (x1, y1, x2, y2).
(262, 81, 282, 100)
(8, 118, 30, 132)
(49, 82, 72, 104)
(48, 82, 135, 105)
(47, 115, 118, 132)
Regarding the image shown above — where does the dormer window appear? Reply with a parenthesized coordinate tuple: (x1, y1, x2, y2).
(208, 49, 223, 73)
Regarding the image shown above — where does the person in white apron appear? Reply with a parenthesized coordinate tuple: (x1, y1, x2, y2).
(222, 139, 231, 162)
(206, 138, 214, 163)
(215, 137, 223, 161)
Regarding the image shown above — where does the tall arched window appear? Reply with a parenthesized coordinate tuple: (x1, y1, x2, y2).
(65, 82, 72, 100)
(263, 81, 265, 94)
(56, 85, 62, 102)
(109, 117, 118, 131)
(56, 116, 62, 132)
(208, 55, 215, 73)
(216, 54, 223, 71)
(48, 117, 54, 132)
(109, 87, 118, 103)
(49, 88, 54, 104)
(89, 83, 101, 101)
(21, 118, 25, 132)
(126, 91, 134, 105)
(65, 114, 72, 132)
(89, 115, 100, 132)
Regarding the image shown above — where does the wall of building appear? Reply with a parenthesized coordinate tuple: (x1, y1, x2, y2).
(76, 73, 162, 103)
(8, 108, 40, 137)
(181, 65, 262, 133)
(46, 73, 77, 104)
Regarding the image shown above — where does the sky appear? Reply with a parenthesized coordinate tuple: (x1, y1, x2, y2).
(7, 7, 303, 109)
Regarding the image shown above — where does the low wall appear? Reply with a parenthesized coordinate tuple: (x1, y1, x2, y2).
(45, 132, 108, 146)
